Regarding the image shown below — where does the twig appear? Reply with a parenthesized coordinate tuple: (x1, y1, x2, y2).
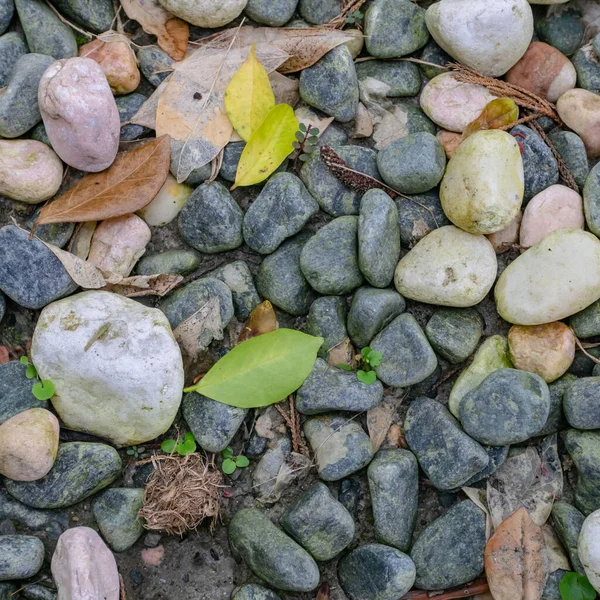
(400, 578, 489, 599)
(44, 0, 94, 38)
(276, 395, 309, 457)
(575, 335, 600, 365)
(325, 0, 368, 29)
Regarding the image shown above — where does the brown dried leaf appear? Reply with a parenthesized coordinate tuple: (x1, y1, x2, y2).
(237, 300, 278, 344)
(484, 507, 545, 600)
(315, 583, 330, 600)
(44, 242, 107, 288)
(120, 0, 189, 61)
(294, 106, 334, 137)
(105, 273, 183, 298)
(367, 398, 395, 453)
(327, 337, 356, 367)
(542, 523, 570, 574)
(269, 71, 300, 107)
(37, 136, 171, 225)
(173, 297, 223, 360)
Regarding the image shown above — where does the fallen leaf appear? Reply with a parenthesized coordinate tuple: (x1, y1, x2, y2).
(256, 450, 311, 504)
(36, 136, 171, 225)
(105, 273, 182, 297)
(0, 347, 10, 365)
(462, 98, 519, 140)
(353, 102, 373, 139)
(315, 583, 330, 600)
(386, 423, 405, 448)
(131, 78, 170, 130)
(44, 242, 107, 289)
(67, 221, 97, 260)
(294, 106, 334, 138)
(542, 523, 570, 574)
(120, 0, 189, 60)
(402, 579, 490, 600)
(255, 405, 287, 440)
(367, 398, 395, 453)
(462, 487, 493, 541)
(270, 71, 300, 108)
(237, 300, 278, 344)
(173, 297, 223, 360)
(327, 337, 356, 367)
(484, 507, 545, 600)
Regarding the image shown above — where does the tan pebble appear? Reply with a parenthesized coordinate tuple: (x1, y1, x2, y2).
(486, 211, 522, 254)
(557, 89, 600, 158)
(437, 130, 462, 159)
(142, 545, 165, 566)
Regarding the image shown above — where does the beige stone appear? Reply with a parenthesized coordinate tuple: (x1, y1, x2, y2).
(437, 130, 462, 159)
(557, 89, 600, 158)
(137, 174, 192, 227)
(486, 212, 522, 254)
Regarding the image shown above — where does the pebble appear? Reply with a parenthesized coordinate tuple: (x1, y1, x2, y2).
(51, 527, 120, 600)
(572, 45, 600, 94)
(21, 585, 58, 600)
(136, 250, 201, 276)
(114, 93, 148, 141)
(578, 509, 600, 592)
(182, 391, 247, 453)
(0, 32, 27, 88)
(425, 308, 483, 364)
(595, 33, 600, 60)
(0, 535, 44, 580)
(232, 584, 282, 600)
(564, 429, 600, 512)
(178, 182, 243, 253)
(538, 374, 573, 436)
(39, 57, 120, 172)
(419, 39, 452, 79)
(0, 488, 68, 534)
(0, 362, 49, 425)
(0, 294, 4, 324)
(137, 45, 173, 88)
(0, 583, 16, 599)
(552, 501, 585, 574)
(508, 322, 575, 383)
(256, 234, 317, 316)
(410, 501, 486, 590)
(15, 0, 77, 59)
(0, 0, 12, 35)
(557, 89, 600, 158)
(219, 142, 245, 182)
(584, 162, 600, 236)
(441, 130, 524, 234)
(0, 140, 62, 204)
(300, 46, 358, 123)
(300, 145, 380, 216)
(21, 211, 74, 249)
(305, 296, 348, 359)
(160, 0, 247, 26)
(355, 61, 421, 98)
(243, 172, 319, 254)
(253, 436, 291, 501)
(369, 313, 437, 387)
(298, 0, 339, 24)
(52, 0, 114, 33)
(367, 449, 418, 551)
(211, 261, 261, 321)
(396, 191, 450, 248)
(535, 7, 584, 57)
(461, 444, 510, 488)
(304, 415, 374, 481)
(93, 488, 144, 552)
(336, 549, 409, 600)
(495, 228, 600, 325)
(405, 397, 489, 490)
(564, 377, 600, 430)
(5, 442, 121, 509)
(548, 130, 589, 190)
(425, 0, 533, 77)
(280, 482, 354, 561)
(229, 508, 320, 592)
(394, 225, 498, 307)
(506, 42, 576, 102)
(571, 297, 600, 338)
(245, 0, 297, 26)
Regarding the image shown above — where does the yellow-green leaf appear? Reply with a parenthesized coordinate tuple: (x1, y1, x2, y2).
(224, 45, 275, 143)
(184, 329, 323, 408)
(232, 103, 298, 189)
(463, 98, 519, 139)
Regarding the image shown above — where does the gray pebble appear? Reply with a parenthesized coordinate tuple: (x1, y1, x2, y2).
(0, 361, 49, 425)
(0, 489, 68, 533)
(564, 377, 600, 429)
(21, 585, 57, 600)
(536, 373, 573, 436)
(298, 0, 340, 25)
(137, 45, 173, 88)
(51, 0, 114, 33)
(210, 260, 261, 321)
(419, 39, 452, 79)
(305, 296, 348, 359)
(583, 162, 600, 237)
(0, 0, 13, 35)
(572, 46, 600, 93)
(355, 61, 421, 97)
(548, 130, 589, 190)
(535, 7, 584, 57)
(317, 122, 348, 147)
(0, 32, 27, 88)
(219, 142, 245, 182)
(460, 445, 510, 488)
(0, 535, 44, 580)
(93, 488, 144, 552)
(116, 93, 149, 141)
(551, 502, 585, 574)
(389, 100, 437, 137)
(396, 191, 450, 248)
(245, 0, 298, 26)
(425, 308, 483, 364)
(253, 436, 291, 501)
(232, 584, 282, 600)
(136, 250, 201, 276)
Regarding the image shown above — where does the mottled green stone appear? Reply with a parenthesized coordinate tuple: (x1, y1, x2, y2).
(305, 296, 348, 358)
(551, 502, 585, 574)
(0, 361, 49, 425)
(136, 250, 201, 276)
(211, 260, 261, 321)
(231, 584, 281, 600)
(245, 0, 297, 26)
(535, 8, 584, 57)
(93, 488, 144, 552)
(548, 130, 589, 190)
(572, 46, 600, 94)
(0, 32, 27, 88)
(298, 0, 340, 25)
(425, 308, 483, 364)
(355, 61, 421, 97)
(51, 0, 114, 33)
(564, 377, 600, 430)
(0, 535, 44, 580)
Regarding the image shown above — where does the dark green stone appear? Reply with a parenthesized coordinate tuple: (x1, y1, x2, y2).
(0, 488, 68, 533)
(564, 429, 600, 514)
(583, 162, 600, 236)
(535, 8, 584, 57)
(305, 296, 348, 359)
(231, 584, 281, 600)
(317, 122, 348, 147)
(0, 32, 27, 88)
(564, 377, 600, 429)
(93, 488, 144, 552)
(425, 308, 483, 364)
(594, 32, 600, 60)
(574, 474, 600, 515)
(460, 445, 509, 488)
(116, 93, 149, 141)
(298, 0, 340, 25)
(0, 0, 13, 35)
(0, 535, 44, 580)
(245, 0, 297, 26)
(210, 260, 261, 321)
(29, 121, 51, 146)
(419, 39, 452, 79)
(339, 477, 361, 516)
(170, 139, 212, 186)
(136, 250, 201, 276)
(572, 46, 600, 93)
(137, 45, 173, 88)
(0, 584, 16, 600)
(0, 361, 48, 424)
(537, 374, 573, 436)
(548, 130, 589, 190)
(391, 101, 437, 137)
(552, 502, 585, 574)
(220, 142, 245, 182)
(21, 584, 57, 600)
(396, 191, 450, 248)
(0, 293, 4, 323)
(570, 346, 600, 376)
(355, 61, 421, 97)
(21, 210, 74, 249)
(542, 569, 569, 600)
(51, 0, 114, 33)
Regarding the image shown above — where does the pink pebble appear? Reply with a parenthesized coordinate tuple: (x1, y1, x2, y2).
(142, 545, 165, 566)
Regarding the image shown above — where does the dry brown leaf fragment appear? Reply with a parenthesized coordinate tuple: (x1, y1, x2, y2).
(367, 398, 395, 453)
(315, 582, 330, 600)
(36, 136, 171, 225)
(484, 506, 545, 600)
(269, 71, 300, 107)
(105, 273, 183, 298)
(173, 297, 223, 360)
(327, 337, 356, 368)
(237, 300, 278, 344)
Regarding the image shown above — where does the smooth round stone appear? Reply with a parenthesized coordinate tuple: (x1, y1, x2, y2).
(0, 0, 12, 35)
(182, 391, 247, 453)
(229, 508, 319, 592)
(355, 61, 421, 97)
(548, 130, 589, 190)
(564, 429, 600, 514)
(552, 502, 585, 575)
(0, 535, 44, 580)
(367, 449, 418, 552)
(51, 0, 114, 33)
(280, 482, 354, 561)
(245, 0, 297, 26)
(441, 130, 524, 234)
(300, 145, 380, 216)
(369, 313, 437, 387)
(298, 0, 339, 24)
(0, 225, 76, 310)
(243, 172, 319, 255)
(138, 174, 192, 227)
(396, 191, 450, 248)
(425, 308, 483, 364)
(564, 377, 600, 430)
(425, 0, 533, 77)
(419, 39, 452, 79)
(159, 277, 234, 328)
(15, 0, 77, 59)
(573, 46, 600, 94)
(364, 0, 428, 59)
(579, 510, 600, 592)
(0, 53, 54, 138)
(404, 397, 488, 490)
(461, 444, 510, 488)
(93, 488, 144, 552)
(420, 72, 497, 133)
(0, 362, 49, 425)
(537, 374, 573, 436)
(137, 45, 173, 88)
(116, 93, 149, 141)
(458, 368, 550, 445)
(158, 0, 247, 27)
(219, 141, 244, 182)
(377, 132, 446, 195)
(232, 584, 282, 600)
(571, 296, 600, 338)
(584, 162, 600, 236)
(508, 322, 575, 383)
(304, 415, 374, 481)
(0, 32, 27, 88)
(5, 442, 121, 509)
(21, 585, 58, 600)
(506, 42, 576, 102)
(338, 544, 415, 600)
(296, 358, 383, 415)
(347, 287, 405, 349)
(411, 501, 486, 590)
(495, 228, 600, 325)
(535, 8, 584, 57)
(305, 296, 347, 359)
(136, 250, 200, 276)
(557, 89, 600, 158)
(256, 234, 317, 316)
(210, 260, 260, 321)
(394, 225, 498, 307)
(300, 45, 358, 123)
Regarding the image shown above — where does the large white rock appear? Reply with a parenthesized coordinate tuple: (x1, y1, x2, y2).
(394, 225, 497, 307)
(440, 130, 524, 235)
(30, 291, 184, 447)
(579, 509, 600, 593)
(495, 229, 600, 325)
(157, 0, 247, 27)
(425, 0, 534, 77)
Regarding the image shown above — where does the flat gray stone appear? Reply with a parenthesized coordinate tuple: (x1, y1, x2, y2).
(305, 296, 348, 359)
(0, 0, 13, 35)
(245, 0, 297, 26)
(355, 61, 421, 97)
(551, 501, 585, 574)
(51, 0, 114, 33)
(298, 0, 340, 24)
(93, 488, 144, 552)
(0, 361, 48, 425)
(0, 32, 27, 88)
(0, 535, 44, 580)
(0, 489, 68, 534)
(548, 130, 589, 190)
(211, 260, 261, 321)
(564, 377, 600, 429)
(425, 308, 483, 364)
(232, 584, 282, 600)
(136, 250, 201, 276)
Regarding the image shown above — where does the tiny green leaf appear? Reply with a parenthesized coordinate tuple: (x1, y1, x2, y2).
(367, 350, 382, 367)
(25, 365, 37, 379)
(559, 572, 596, 600)
(299, 154, 310, 161)
(222, 447, 234, 459)
(295, 131, 305, 141)
(337, 364, 353, 371)
(234, 455, 250, 468)
(137, 447, 145, 454)
(308, 136, 319, 144)
(184, 432, 195, 444)
(20, 356, 29, 365)
(182, 438, 196, 454)
(299, 122, 307, 132)
(32, 380, 55, 400)
(161, 439, 177, 453)
(222, 458, 237, 475)
(357, 370, 377, 385)
(292, 141, 302, 149)
(304, 145, 317, 153)
(126, 449, 135, 455)
(309, 128, 319, 136)
(176, 444, 187, 456)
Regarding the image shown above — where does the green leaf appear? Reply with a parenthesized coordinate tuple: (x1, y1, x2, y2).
(299, 122, 307, 133)
(126, 449, 135, 455)
(299, 154, 310, 161)
(308, 136, 319, 144)
(161, 439, 177, 453)
(234, 455, 250, 468)
(292, 141, 302, 149)
(184, 329, 323, 409)
(295, 131, 305, 141)
(25, 365, 37, 379)
(20, 356, 29, 365)
(184, 432, 195, 444)
(137, 447, 145, 454)
(309, 128, 319, 136)
(357, 370, 377, 385)
(222, 458, 237, 475)
(176, 443, 187, 456)
(361, 347, 371, 358)
(367, 350, 382, 367)
(304, 145, 317, 153)
(32, 380, 55, 400)
(222, 447, 234, 459)
(182, 438, 196, 454)
(337, 364, 353, 371)
(559, 572, 597, 600)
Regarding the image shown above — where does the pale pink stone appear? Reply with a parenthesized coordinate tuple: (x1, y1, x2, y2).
(88, 214, 151, 276)
(38, 57, 120, 172)
(557, 89, 600, 158)
(486, 211, 522, 254)
(520, 184, 584, 248)
(51, 527, 120, 600)
(142, 545, 165, 566)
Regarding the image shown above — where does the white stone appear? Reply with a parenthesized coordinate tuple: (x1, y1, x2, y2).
(495, 228, 600, 325)
(30, 291, 184, 447)
(580, 510, 600, 593)
(394, 225, 498, 307)
(440, 130, 525, 235)
(137, 174, 192, 227)
(51, 527, 120, 600)
(528, 0, 569, 4)
(425, 0, 534, 77)
(157, 0, 247, 27)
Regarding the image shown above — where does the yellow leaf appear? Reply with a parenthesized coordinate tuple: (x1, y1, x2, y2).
(462, 98, 519, 140)
(232, 104, 298, 189)
(225, 45, 275, 143)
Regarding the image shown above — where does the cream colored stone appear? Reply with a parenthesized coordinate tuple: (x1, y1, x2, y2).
(486, 212, 522, 254)
(557, 88, 600, 158)
(157, 0, 247, 27)
(137, 174, 192, 227)
(580, 510, 600, 593)
(437, 130, 462, 159)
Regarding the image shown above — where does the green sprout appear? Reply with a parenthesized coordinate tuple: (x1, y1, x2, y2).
(20, 356, 55, 401)
(338, 346, 382, 385)
(126, 446, 146, 459)
(221, 447, 250, 475)
(161, 432, 197, 456)
(559, 572, 596, 600)
(292, 123, 320, 172)
(345, 10, 364, 25)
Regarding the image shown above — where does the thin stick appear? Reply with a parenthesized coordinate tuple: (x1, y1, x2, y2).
(575, 335, 600, 365)
(44, 0, 94, 38)
(325, 0, 368, 29)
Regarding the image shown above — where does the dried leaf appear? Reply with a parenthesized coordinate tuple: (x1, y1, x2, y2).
(270, 71, 300, 107)
(255, 450, 311, 504)
(294, 106, 334, 138)
(315, 583, 330, 600)
(352, 102, 373, 139)
(255, 405, 286, 440)
(120, 0, 189, 60)
(173, 297, 223, 360)
(44, 242, 106, 288)
(462, 98, 519, 139)
(327, 337, 355, 367)
(37, 136, 171, 225)
(237, 300, 278, 344)
(463, 486, 492, 540)
(542, 523, 570, 574)
(367, 398, 395, 453)
(105, 273, 182, 297)
(485, 507, 545, 600)
(131, 78, 170, 130)
(67, 221, 97, 260)
(402, 579, 490, 599)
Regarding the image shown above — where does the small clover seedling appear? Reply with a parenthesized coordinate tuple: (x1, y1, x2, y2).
(292, 123, 320, 172)
(126, 446, 145, 459)
(221, 447, 250, 475)
(337, 346, 382, 386)
(20, 356, 55, 401)
(559, 572, 596, 600)
(161, 432, 197, 456)
(345, 10, 364, 25)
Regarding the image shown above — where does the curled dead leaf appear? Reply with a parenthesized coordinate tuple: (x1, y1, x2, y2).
(327, 337, 356, 368)
(367, 398, 395, 453)
(173, 297, 223, 360)
(67, 221, 97, 260)
(237, 300, 278, 344)
(315, 583, 330, 600)
(105, 273, 182, 298)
